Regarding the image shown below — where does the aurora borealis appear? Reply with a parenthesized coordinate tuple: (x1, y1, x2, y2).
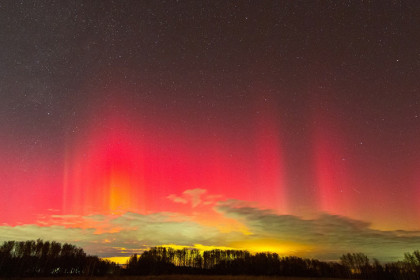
(1, 1, 419, 263)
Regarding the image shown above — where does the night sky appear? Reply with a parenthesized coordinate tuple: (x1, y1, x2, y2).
(1, 1, 420, 263)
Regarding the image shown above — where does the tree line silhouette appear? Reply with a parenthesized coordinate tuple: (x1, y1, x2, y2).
(1, 240, 420, 279)
(0, 240, 119, 277)
(126, 247, 420, 279)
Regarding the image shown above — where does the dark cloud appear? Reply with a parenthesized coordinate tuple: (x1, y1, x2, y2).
(217, 201, 420, 262)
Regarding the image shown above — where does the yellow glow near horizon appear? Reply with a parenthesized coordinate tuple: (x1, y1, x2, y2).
(104, 240, 312, 265)
(229, 238, 312, 255)
(102, 256, 131, 264)
(192, 244, 237, 251)
(158, 241, 310, 255)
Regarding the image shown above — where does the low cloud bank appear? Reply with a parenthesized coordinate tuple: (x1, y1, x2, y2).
(1, 196, 419, 262)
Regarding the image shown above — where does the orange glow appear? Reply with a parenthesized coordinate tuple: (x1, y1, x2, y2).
(109, 170, 136, 214)
(62, 97, 147, 216)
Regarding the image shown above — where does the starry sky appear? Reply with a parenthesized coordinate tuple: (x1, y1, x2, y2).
(1, 1, 420, 263)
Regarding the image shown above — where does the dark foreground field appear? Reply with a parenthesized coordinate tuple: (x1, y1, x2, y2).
(118, 276, 349, 280)
(27, 276, 350, 280)
(126, 276, 350, 280)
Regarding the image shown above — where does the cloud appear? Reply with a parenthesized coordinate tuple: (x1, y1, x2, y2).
(217, 201, 420, 262)
(167, 194, 188, 204)
(184, 188, 206, 207)
(0, 211, 245, 259)
(1, 197, 420, 262)
(167, 188, 209, 207)
(0, 225, 97, 250)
